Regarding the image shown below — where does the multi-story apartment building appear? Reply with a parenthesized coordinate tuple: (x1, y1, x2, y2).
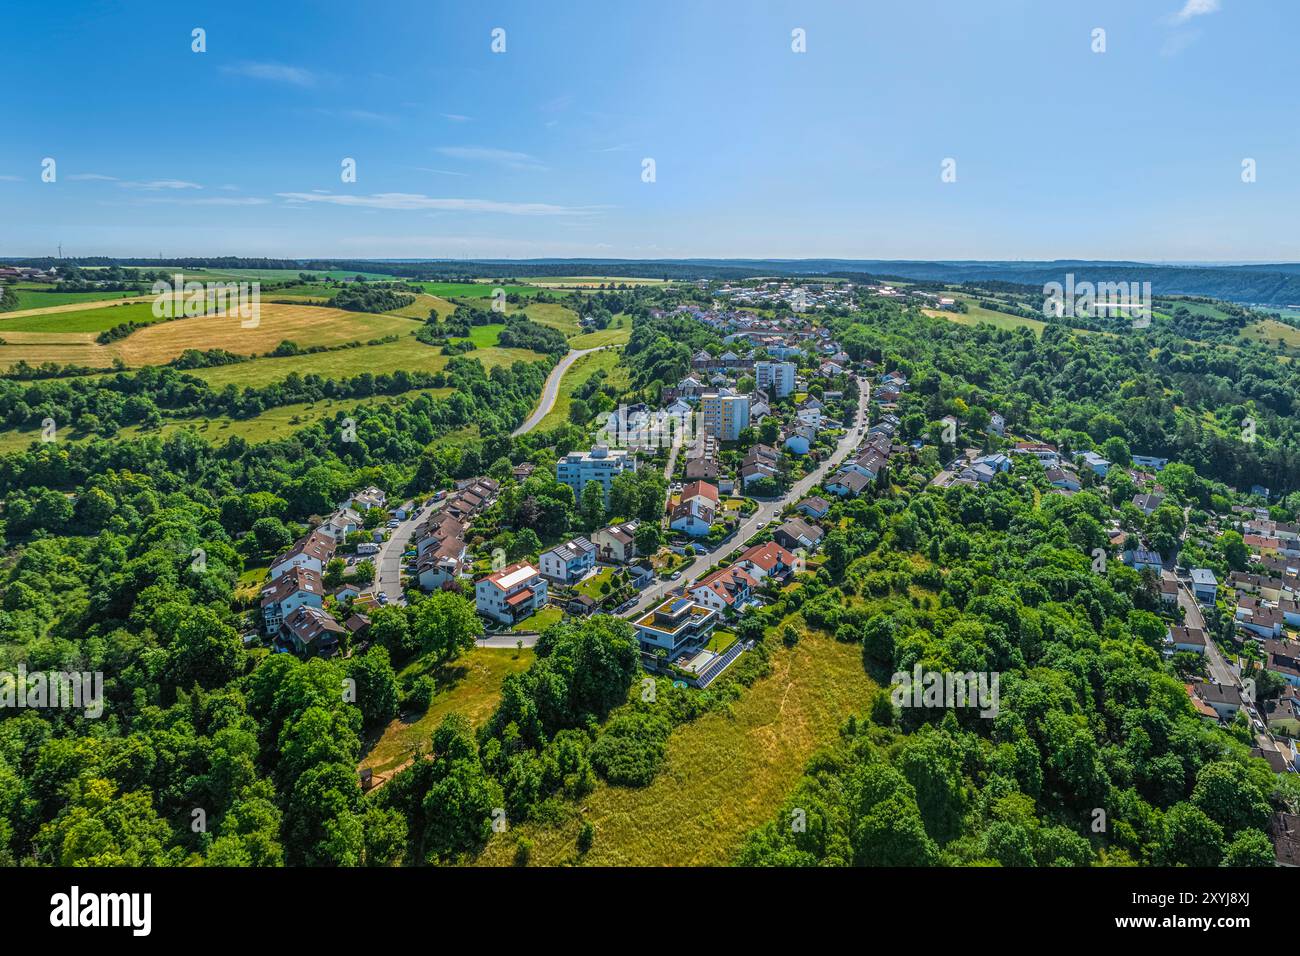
(755, 360, 796, 399)
(475, 562, 548, 625)
(700, 391, 750, 442)
(556, 445, 635, 505)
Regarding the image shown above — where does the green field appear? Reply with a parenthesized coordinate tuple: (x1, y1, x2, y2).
(9, 286, 143, 310)
(0, 300, 163, 333)
(926, 295, 1047, 335)
(568, 314, 632, 349)
(1241, 318, 1300, 352)
(475, 630, 874, 866)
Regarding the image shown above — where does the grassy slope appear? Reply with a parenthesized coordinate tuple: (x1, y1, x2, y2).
(188, 339, 539, 388)
(536, 347, 628, 431)
(474, 631, 874, 866)
(360, 646, 535, 775)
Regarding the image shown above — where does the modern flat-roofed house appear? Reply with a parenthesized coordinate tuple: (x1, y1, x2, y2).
(557, 445, 636, 505)
(270, 529, 336, 580)
(539, 537, 597, 585)
(282, 604, 346, 658)
(260, 566, 325, 636)
(475, 562, 548, 625)
(1191, 568, 1218, 604)
(1131, 455, 1168, 471)
(591, 522, 639, 564)
(633, 597, 717, 656)
(1077, 451, 1110, 477)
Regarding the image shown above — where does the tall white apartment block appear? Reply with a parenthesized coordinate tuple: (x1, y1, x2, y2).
(755, 361, 796, 399)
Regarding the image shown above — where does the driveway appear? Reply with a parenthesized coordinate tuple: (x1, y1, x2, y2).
(623, 374, 871, 618)
(512, 346, 607, 437)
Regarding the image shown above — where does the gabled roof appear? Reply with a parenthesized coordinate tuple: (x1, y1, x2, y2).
(737, 541, 798, 573)
(260, 566, 324, 608)
(680, 480, 719, 504)
(274, 529, 336, 568)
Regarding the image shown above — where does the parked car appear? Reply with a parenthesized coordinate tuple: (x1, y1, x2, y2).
(670, 570, 682, 580)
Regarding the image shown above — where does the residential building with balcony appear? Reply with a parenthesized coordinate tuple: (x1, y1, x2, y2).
(557, 445, 636, 505)
(475, 562, 548, 625)
(633, 597, 718, 656)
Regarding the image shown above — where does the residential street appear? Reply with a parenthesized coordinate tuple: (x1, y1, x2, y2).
(1169, 570, 1238, 687)
(623, 374, 870, 618)
(511, 346, 606, 437)
(374, 506, 428, 606)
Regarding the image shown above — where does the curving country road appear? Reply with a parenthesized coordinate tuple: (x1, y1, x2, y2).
(511, 346, 607, 437)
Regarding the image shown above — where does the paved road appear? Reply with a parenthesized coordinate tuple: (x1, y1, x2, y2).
(374, 507, 430, 606)
(476, 633, 542, 648)
(1169, 571, 1237, 686)
(512, 346, 607, 437)
(623, 374, 871, 618)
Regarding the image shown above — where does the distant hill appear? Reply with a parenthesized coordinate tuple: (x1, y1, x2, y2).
(8, 256, 1300, 307)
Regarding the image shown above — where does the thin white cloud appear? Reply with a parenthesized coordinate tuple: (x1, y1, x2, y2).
(119, 180, 203, 191)
(411, 167, 470, 178)
(276, 191, 600, 216)
(0, 175, 21, 182)
(434, 146, 546, 171)
(315, 108, 398, 125)
(441, 113, 472, 122)
(222, 61, 319, 87)
(131, 196, 269, 206)
(68, 173, 119, 182)
(1172, 0, 1220, 22)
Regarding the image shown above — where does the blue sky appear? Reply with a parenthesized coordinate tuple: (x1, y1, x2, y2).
(1, 0, 1296, 261)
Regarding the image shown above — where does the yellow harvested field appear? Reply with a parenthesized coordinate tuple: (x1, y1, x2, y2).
(385, 293, 456, 320)
(0, 303, 418, 372)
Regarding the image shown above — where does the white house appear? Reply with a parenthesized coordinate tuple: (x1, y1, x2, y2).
(475, 563, 548, 626)
(271, 529, 336, 580)
(539, 537, 597, 585)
